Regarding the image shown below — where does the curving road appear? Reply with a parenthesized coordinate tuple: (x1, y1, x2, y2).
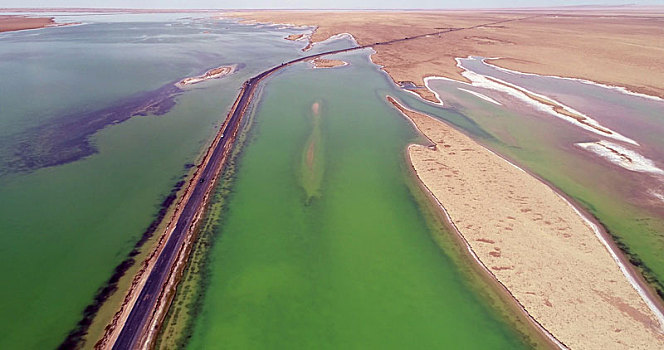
(111, 15, 538, 350)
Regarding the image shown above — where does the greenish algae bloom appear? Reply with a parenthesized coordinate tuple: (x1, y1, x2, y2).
(185, 51, 532, 349)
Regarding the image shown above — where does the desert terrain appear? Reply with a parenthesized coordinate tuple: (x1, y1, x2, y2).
(224, 9, 664, 102)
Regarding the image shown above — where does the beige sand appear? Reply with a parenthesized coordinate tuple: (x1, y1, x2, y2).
(0, 15, 53, 32)
(311, 57, 347, 68)
(388, 96, 664, 349)
(222, 10, 664, 102)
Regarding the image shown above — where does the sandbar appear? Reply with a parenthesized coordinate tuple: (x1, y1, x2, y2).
(222, 9, 664, 102)
(389, 96, 664, 349)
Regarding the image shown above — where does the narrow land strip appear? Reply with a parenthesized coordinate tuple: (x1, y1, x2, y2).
(389, 96, 664, 349)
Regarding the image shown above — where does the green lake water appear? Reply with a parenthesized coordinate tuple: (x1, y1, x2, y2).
(186, 51, 530, 349)
(0, 14, 312, 348)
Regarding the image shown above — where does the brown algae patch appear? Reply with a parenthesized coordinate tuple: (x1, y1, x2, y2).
(388, 96, 664, 350)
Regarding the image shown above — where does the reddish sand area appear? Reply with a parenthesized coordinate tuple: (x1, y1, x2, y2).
(0, 15, 54, 32)
(389, 96, 664, 350)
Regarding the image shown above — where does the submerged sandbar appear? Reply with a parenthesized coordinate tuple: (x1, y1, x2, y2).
(389, 96, 664, 349)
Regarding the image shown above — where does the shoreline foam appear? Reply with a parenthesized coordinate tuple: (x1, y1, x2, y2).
(576, 141, 664, 176)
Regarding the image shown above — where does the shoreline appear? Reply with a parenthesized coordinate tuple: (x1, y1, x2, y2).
(388, 95, 664, 349)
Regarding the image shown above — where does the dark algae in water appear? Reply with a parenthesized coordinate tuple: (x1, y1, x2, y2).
(1, 82, 181, 174)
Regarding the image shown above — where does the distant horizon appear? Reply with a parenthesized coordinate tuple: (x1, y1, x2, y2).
(2, 4, 664, 11)
(1, 0, 663, 11)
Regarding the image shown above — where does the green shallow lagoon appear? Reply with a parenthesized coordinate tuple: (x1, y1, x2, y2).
(0, 14, 313, 348)
(186, 51, 531, 349)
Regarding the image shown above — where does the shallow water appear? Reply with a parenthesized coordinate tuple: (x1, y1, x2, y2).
(185, 50, 530, 349)
(0, 13, 311, 349)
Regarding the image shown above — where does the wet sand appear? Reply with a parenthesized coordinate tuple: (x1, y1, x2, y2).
(222, 9, 664, 102)
(0, 15, 54, 32)
(389, 96, 664, 349)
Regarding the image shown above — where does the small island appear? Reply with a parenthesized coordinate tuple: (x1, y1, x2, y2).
(177, 65, 235, 87)
(285, 33, 305, 41)
(310, 57, 347, 69)
(0, 15, 54, 32)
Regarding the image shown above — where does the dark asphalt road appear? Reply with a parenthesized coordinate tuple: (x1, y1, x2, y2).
(111, 15, 537, 350)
